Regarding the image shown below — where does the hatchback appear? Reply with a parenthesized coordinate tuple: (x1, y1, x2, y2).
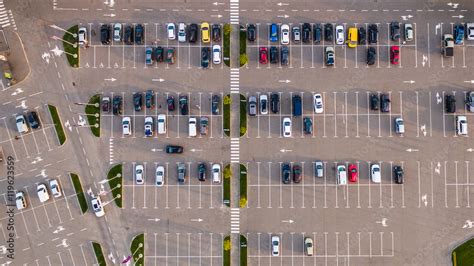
(259, 47, 268, 64)
(390, 46, 400, 65)
(282, 163, 291, 184)
(167, 23, 176, 40)
(348, 164, 358, 182)
(201, 22, 210, 43)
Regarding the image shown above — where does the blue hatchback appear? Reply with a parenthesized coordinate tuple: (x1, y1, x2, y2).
(454, 24, 465, 44)
(269, 23, 278, 42)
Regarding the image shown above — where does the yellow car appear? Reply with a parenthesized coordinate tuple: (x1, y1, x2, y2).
(347, 27, 358, 48)
(201, 22, 210, 43)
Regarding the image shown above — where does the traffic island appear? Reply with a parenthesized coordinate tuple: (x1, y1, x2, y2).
(92, 242, 106, 266)
(239, 164, 247, 208)
(69, 173, 88, 214)
(48, 104, 66, 145)
(240, 234, 248, 266)
(223, 235, 231, 266)
(85, 94, 101, 137)
(223, 24, 231, 67)
(239, 25, 248, 67)
(452, 237, 474, 266)
(223, 164, 231, 207)
(130, 233, 145, 266)
(107, 164, 123, 208)
(223, 94, 231, 137)
(62, 25, 79, 68)
(239, 94, 247, 137)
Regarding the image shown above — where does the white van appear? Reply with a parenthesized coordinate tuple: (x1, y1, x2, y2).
(188, 117, 197, 137)
(336, 165, 347, 185)
(157, 114, 167, 134)
(456, 116, 468, 136)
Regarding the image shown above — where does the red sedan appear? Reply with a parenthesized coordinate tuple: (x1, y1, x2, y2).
(390, 45, 400, 65)
(348, 164, 358, 182)
(259, 47, 268, 64)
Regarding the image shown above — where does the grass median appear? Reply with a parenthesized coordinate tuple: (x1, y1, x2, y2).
(223, 164, 231, 207)
(63, 25, 79, 68)
(240, 234, 248, 266)
(223, 235, 231, 266)
(223, 24, 231, 67)
(239, 94, 247, 137)
(69, 173, 88, 214)
(92, 242, 106, 266)
(452, 237, 474, 266)
(239, 25, 248, 67)
(107, 164, 123, 208)
(239, 164, 247, 208)
(130, 233, 145, 266)
(223, 94, 231, 137)
(85, 94, 100, 137)
(48, 104, 66, 145)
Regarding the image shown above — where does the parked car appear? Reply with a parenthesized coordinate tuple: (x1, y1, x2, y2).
(178, 22, 187, 42)
(393, 165, 404, 184)
(198, 163, 207, 181)
(324, 23, 333, 42)
(380, 93, 391, 112)
(368, 24, 378, 44)
(259, 94, 268, 115)
(281, 46, 289, 66)
(281, 163, 291, 184)
(212, 24, 221, 41)
(467, 23, 474, 40)
(212, 163, 221, 183)
(15, 191, 27, 210)
(293, 164, 302, 183)
(133, 92, 143, 111)
(124, 25, 133, 44)
(390, 22, 400, 41)
(188, 117, 197, 137)
(212, 45, 221, 64)
(165, 145, 183, 154)
(155, 165, 165, 186)
(15, 114, 28, 133)
(166, 48, 175, 64)
(302, 23, 311, 43)
(113, 23, 122, 42)
(454, 24, 465, 44)
(270, 46, 278, 64)
(27, 111, 41, 129)
(395, 117, 405, 134)
(177, 163, 186, 183)
(49, 179, 62, 198)
(303, 117, 312, 135)
(212, 95, 220, 115)
(348, 164, 358, 182)
(259, 47, 268, 64)
(155, 46, 164, 62)
(304, 237, 314, 256)
(157, 114, 167, 134)
(102, 97, 111, 113)
(314, 161, 324, 178)
(189, 23, 198, 43)
(371, 164, 381, 183)
(456, 115, 468, 136)
(335, 24, 345, 44)
(145, 90, 154, 108)
(100, 24, 111, 45)
(201, 47, 210, 68)
(313, 23, 322, 43)
(201, 22, 210, 43)
(122, 117, 131, 136)
(347, 27, 358, 48)
(282, 117, 292, 137)
(179, 95, 188, 115)
(370, 94, 379, 111)
(358, 27, 366, 44)
(281, 24, 290, 44)
(325, 46, 335, 66)
(37, 183, 50, 203)
(466, 91, 474, 112)
(390, 46, 400, 65)
(367, 47, 376, 65)
(247, 24, 256, 41)
(167, 95, 175, 111)
(91, 196, 105, 217)
(248, 96, 257, 116)
(445, 94, 456, 113)
(135, 24, 144, 44)
(314, 93, 324, 113)
(337, 165, 347, 185)
(145, 46, 153, 65)
(200, 116, 208, 135)
(292, 26, 301, 42)
(271, 235, 280, 256)
(78, 26, 87, 47)
(269, 23, 279, 42)
(167, 23, 176, 40)
(113, 96, 122, 115)
(135, 164, 144, 184)
(271, 93, 280, 113)
(404, 23, 414, 42)
(292, 95, 302, 116)
(144, 116, 153, 137)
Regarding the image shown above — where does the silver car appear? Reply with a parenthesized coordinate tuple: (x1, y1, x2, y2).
(314, 161, 324, 177)
(248, 96, 257, 116)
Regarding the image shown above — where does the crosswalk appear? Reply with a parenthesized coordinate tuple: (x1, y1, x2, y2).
(230, 0, 239, 25)
(0, 1, 10, 29)
(230, 208, 240, 233)
(230, 68, 239, 94)
(230, 138, 239, 163)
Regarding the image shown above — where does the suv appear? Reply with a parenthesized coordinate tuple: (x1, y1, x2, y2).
(166, 145, 183, 154)
(179, 95, 188, 115)
(368, 24, 378, 44)
(303, 117, 313, 134)
(102, 96, 111, 113)
(177, 163, 186, 183)
(292, 26, 301, 43)
(271, 93, 280, 113)
(259, 94, 268, 115)
(155, 46, 164, 62)
(314, 161, 323, 177)
(135, 24, 144, 44)
(247, 24, 256, 41)
(293, 164, 302, 183)
(16, 114, 28, 134)
(166, 48, 175, 64)
(324, 23, 333, 42)
(189, 23, 198, 43)
(466, 91, 474, 112)
(313, 23, 322, 43)
(281, 46, 289, 66)
(100, 24, 111, 45)
(248, 96, 257, 116)
(404, 23, 414, 42)
(27, 111, 41, 129)
(133, 92, 143, 112)
(358, 27, 366, 44)
(367, 47, 376, 65)
(124, 25, 133, 44)
(380, 93, 391, 112)
(201, 47, 210, 68)
(302, 23, 311, 43)
(15, 191, 27, 210)
(292, 95, 302, 116)
(212, 24, 221, 41)
(445, 94, 456, 113)
(270, 46, 278, 64)
(282, 163, 291, 184)
(212, 95, 220, 115)
(91, 196, 105, 217)
(113, 96, 122, 115)
(370, 94, 379, 111)
(395, 117, 405, 134)
(145, 90, 154, 108)
(167, 96, 175, 111)
(198, 163, 207, 181)
(393, 165, 404, 184)
(390, 22, 400, 41)
(370, 163, 381, 183)
(456, 115, 468, 136)
(325, 46, 335, 66)
(113, 23, 122, 42)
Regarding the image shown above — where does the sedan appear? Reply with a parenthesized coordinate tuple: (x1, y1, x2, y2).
(259, 47, 268, 64)
(167, 23, 176, 40)
(247, 24, 256, 41)
(155, 46, 164, 62)
(281, 163, 291, 184)
(157, 114, 167, 134)
(292, 26, 301, 43)
(155, 166, 165, 186)
(348, 164, 358, 182)
(165, 48, 175, 64)
(135, 24, 144, 44)
(113, 23, 122, 42)
(370, 94, 379, 111)
(393, 165, 404, 184)
(358, 27, 366, 44)
(212, 95, 220, 115)
(113, 96, 122, 115)
(281, 46, 289, 65)
(212, 45, 221, 64)
(27, 111, 41, 129)
(100, 24, 111, 45)
(390, 45, 400, 65)
(335, 25, 345, 44)
(145, 90, 154, 108)
(179, 95, 188, 115)
(178, 23, 187, 42)
(166, 145, 183, 154)
(281, 24, 290, 45)
(212, 164, 221, 183)
(324, 23, 333, 42)
(304, 237, 314, 256)
(259, 94, 268, 115)
(367, 47, 376, 65)
(212, 24, 221, 42)
(302, 23, 311, 43)
(248, 96, 257, 116)
(380, 93, 391, 112)
(282, 117, 292, 137)
(167, 96, 175, 111)
(122, 117, 131, 136)
(15, 114, 28, 133)
(78, 26, 86, 47)
(314, 160, 324, 177)
(270, 93, 280, 113)
(293, 164, 302, 183)
(135, 164, 144, 184)
(198, 163, 207, 181)
(102, 97, 111, 113)
(201, 22, 210, 43)
(272, 235, 280, 256)
(91, 196, 105, 217)
(144, 116, 153, 137)
(371, 164, 381, 183)
(201, 47, 210, 68)
(325, 46, 334, 66)
(270, 46, 278, 64)
(368, 24, 378, 44)
(303, 117, 313, 135)
(188, 23, 198, 43)
(49, 179, 62, 198)
(37, 183, 50, 203)
(133, 92, 143, 111)
(145, 47, 153, 65)
(313, 93, 324, 113)
(390, 22, 400, 41)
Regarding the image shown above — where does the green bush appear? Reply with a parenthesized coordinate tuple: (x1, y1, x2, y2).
(223, 235, 231, 266)
(130, 233, 145, 266)
(223, 164, 231, 207)
(48, 104, 66, 145)
(223, 94, 231, 137)
(107, 164, 123, 208)
(452, 237, 474, 266)
(239, 164, 247, 208)
(240, 235, 248, 266)
(239, 27, 247, 67)
(63, 25, 79, 68)
(85, 94, 100, 137)
(69, 173, 88, 214)
(223, 24, 231, 67)
(239, 94, 247, 137)
(92, 242, 106, 266)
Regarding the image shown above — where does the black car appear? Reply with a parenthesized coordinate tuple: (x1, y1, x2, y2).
(271, 93, 280, 113)
(393, 165, 404, 184)
(166, 145, 183, 154)
(133, 93, 143, 112)
(358, 27, 366, 44)
(155, 46, 164, 62)
(212, 95, 220, 115)
(303, 117, 312, 135)
(370, 94, 379, 111)
(179, 95, 188, 115)
(380, 93, 390, 112)
(324, 23, 333, 42)
(135, 24, 144, 45)
(390, 22, 400, 41)
(27, 111, 41, 129)
(445, 94, 456, 113)
(112, 96, 122, 115)
(270, 46, 278, 64)
(282, 163, 291, 184)
(281, 46, 289, 66)
(188, 23, 198, 43)
(102, 97, 111, 113)
(100, 24, 111, 45)
(145, 90, 154, 108)
(302, 23, 311, 43)
(198, 163, 207, 181)
(368, 24, 378, 44)
(167, 96, 175, 111)
(367, 47, 376, 65)
(247, 24, 256, 41)
(313, 23, 322, 43)
(124, 25, 133, 44)
(212, 24, 221, 42)
(201, 47, 210, 68)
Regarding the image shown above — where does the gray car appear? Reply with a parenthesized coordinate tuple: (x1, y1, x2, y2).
(248, 96, 257, 116)
(466, 91, 474, 112)
(177, 163, 186, 183)
(314, 161, 324, 177)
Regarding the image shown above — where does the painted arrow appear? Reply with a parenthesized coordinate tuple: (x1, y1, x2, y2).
(282, 220, 294, 224)
(403, 80, 415, 84)
(103, 13, 116, 17)
(213, 2, 225, 5)
(452, 15, 464, 18)
(278, 79, 291, 83)
(464, 80, 474, 84)
(104, 78, 116, 82)
(277, 2, 289, 6)
(277, 15, 290, 18)
(151, 148, 163, 152)
(191, 218, 203, 222)
(151, 78, 165, 82)
(406, 148, 419, 152)
(280, 149, 292, 153)
(467, 148, 474, 152)
(190, 149, 203, 152)
(211, 14, 223, 18)
(147, 218, 161, 222)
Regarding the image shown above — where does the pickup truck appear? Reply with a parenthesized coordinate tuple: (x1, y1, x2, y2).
(442, 34, 454, 57)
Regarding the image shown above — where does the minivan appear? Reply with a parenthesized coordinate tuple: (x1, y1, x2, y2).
(188, 117, 197, 137)
(292, 95, 302, 116)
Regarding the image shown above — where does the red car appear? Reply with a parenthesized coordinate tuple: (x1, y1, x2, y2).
(259, 47, 268, 64)
(348, 164, 358, 182)
(390, 46, 400, 65)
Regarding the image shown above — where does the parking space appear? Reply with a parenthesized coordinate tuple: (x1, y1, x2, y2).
(123, 161, 224, 209)
(22, 242, 96, 266)
(79, 22, 225, 70)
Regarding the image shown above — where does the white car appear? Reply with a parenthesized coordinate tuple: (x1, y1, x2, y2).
(178, 23, 187, 42)
(281, 24, 290, 45)
(313, 94, 324, 114)
(144, 116, 153, 137)
(167, 23, 176, 40)
(271, 235, 280, 256)
(395, 117, 405, 134)
(91, 196, 105, 217)
(212, 45, 221, 64)
(456, 115, 468, 136)
(337, 165, 347, 185)
(37, 183, 50, 203)
(78, 27, 87, 47)
(113, 23, 122, 42)
(49, 179, 62, 198)
(335, 25, 345, 45)
(16, 114, 29, 133)
(304, 237, 314, 256)
(282, 117, 292, 137)
(135, 164, 144, 184)
(122, 117, 131, 136)
(212, 164, 221, 183)
(259, 94, 268, 115)
(466, 23, 474, 41)
(155, 165, 165, 187)
(371, 163, 381, 183)
(404, 23, 414, 41)
(15, 191, 27, 210)
(157, 114, 167, 134)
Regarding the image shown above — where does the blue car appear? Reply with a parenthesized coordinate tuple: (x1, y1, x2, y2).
(269, 23, 278, 42)
(454, 24, 465, 44)
(145, 47, 153, 65)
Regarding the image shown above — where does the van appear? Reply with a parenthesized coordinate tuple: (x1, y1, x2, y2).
(456, 115, 468, 136)
(15, 191, 27, 210)
(292, 95, 302, 116)
(188, 117, 197, 137)
(347, 27, 358, 48)
(336, 165, 347, 185)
